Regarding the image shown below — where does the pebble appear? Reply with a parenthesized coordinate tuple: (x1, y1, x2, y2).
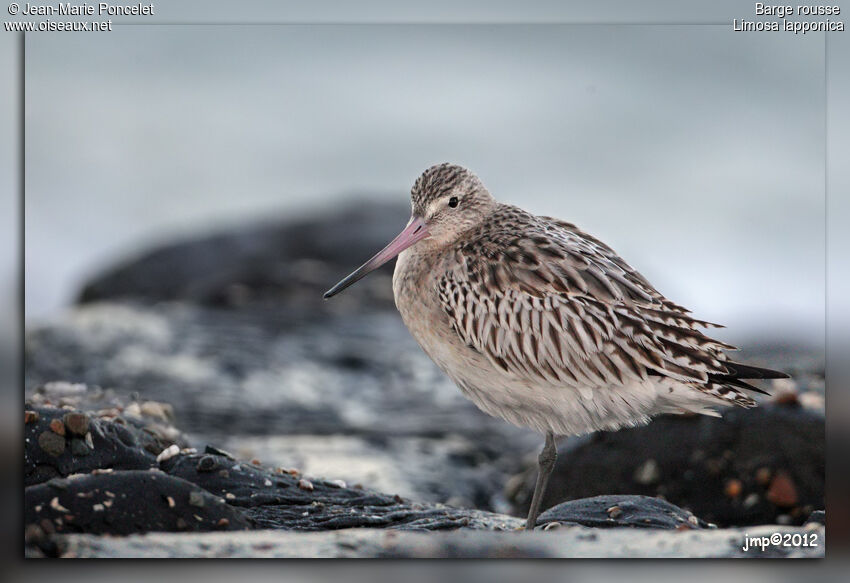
(49, 497, 70, 513)
(92, 503, 104, 512)
(196, 456, 219, 473)
(606, 505, 622, 519)
(755, 467, 772, 486)
(297, 478, 314, 492)
(633, 459, 660, 485)
(328, 479, 347, 489)
(38, 430, 66, 457)
(25, 410, 40, 424)
(723, 479, 742, 499)
(188, 491, 206, 507)
(225, 493, 236, 501)
(49, 419, 66, 436)
(166, 496, 175, 508)
(69, 438, 91, 457)
(217, 518, 230, 528)
(156, 444, 180, 463)
(139, 401, 174, 421)
(263, 479, 272, 487)
(767, 471, 799, 507)
(62, 412, 90, 436)
(743, 493, 760, 508)
(204, 445, 235, 460)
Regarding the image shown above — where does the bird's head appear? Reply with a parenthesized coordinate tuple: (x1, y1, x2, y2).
(323, 163, 496, 299)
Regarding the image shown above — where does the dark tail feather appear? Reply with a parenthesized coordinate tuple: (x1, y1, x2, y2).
(723, 361, 789, 380)
(707, 360, 789, 397)
(720, 377, 771, 396)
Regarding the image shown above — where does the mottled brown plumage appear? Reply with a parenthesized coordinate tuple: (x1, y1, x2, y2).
(325, 162, 787, 530)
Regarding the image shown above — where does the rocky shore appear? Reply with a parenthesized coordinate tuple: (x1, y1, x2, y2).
(25, 201, 825, 558)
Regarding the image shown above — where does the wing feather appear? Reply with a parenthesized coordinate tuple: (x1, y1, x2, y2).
(436, 206, 769, 407)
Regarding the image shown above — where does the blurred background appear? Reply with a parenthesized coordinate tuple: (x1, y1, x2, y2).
(24, 25, 824, 348)
(10, 0, 842, 564)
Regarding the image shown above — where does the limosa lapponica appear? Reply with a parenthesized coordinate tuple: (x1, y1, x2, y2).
(324, 163, 787, 530)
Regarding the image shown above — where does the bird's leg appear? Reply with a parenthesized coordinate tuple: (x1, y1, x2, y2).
(525, 431, 557, 531)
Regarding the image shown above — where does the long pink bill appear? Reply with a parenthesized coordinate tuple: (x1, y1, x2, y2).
(323, 216, 429, 299)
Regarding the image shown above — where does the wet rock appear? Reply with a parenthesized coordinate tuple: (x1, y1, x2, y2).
(25, 470, 252, 540)
(536, 495, 709, 530)
(512, 405, 824, 527)
(25, 405, 172, 486)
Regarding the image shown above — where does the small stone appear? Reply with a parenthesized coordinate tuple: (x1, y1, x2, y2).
(777, 514, 793, 525)
(49, 419, 66, 436)
(328, 479, 347, 489)
(755, 467, 772, 486)
(25, 410, 40, 424)
(724, 479, 743, 499)
(140, 401, 174, 421)
(263, 479, 272, 487)
(156, 444, 180, 463)
(49, 497, 70, 513)
(102, 499, 113, 508)
(196, 455, 219, 473)
(38, 431, 66, 457)
(633, 459, 660, 485)
(104, 491, 115, 498)
(606, 505, 623, 519)
(123, 402, 142, 418)
(297, 479, 314, 492)
(69, 438, 91, 457)
(799, 391, 824, 411)
(204, 445, 235, 460)
(743, 493, 760, 508)
(84, 432, 94, 449)
(767, 471, 799, 507)
(62, 412, 90, 436)
(771, 378, 799, 406)
(225, 493, 236, 501)
(92, 468, 113, 475)
(217, 518, 230, 528)
(251, 458, 262, 466)
(92, 503, 104, 512)
(166, 496, 175, 508)
(188, 491, 206, 507)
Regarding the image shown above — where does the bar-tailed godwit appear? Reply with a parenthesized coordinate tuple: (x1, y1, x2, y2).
(324, 163, 787, 530)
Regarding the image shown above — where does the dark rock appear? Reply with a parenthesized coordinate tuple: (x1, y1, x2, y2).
(25, 303, 540, 512)
(512, 405, 824, 527)
(536, 495, 709, 529)
(161, 452, 520, 532)
(76, 200, 409, 313)
(24, 470, 252, 539)
(25, 406, 162, 486)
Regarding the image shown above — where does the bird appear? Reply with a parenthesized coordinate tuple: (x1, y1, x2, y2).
(323, 163, 788, 530)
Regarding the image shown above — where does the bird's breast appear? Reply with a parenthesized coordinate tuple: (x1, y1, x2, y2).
(392, 247, 470, 373)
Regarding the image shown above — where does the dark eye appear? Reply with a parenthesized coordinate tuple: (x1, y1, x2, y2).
(448, 196, 459, 208)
